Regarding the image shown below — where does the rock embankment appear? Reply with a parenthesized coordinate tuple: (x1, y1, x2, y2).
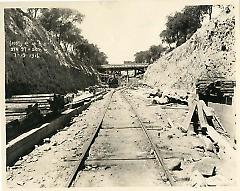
(144, 6, 235, 92)
(5, 9, 99, 97)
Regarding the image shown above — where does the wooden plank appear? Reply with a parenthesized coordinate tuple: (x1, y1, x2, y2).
(182, 100, 197, 132)
(161, 106, 188, 110)
(206, 124, 235, 158)
(213, 115, 228, 133)
(5, 103, 34, 108)
(201, 101, 214, 118)
(5, 110, 26, 114)
(6, 99, 50, 104)
(12, 93, 54, 98)
(197, 101, 208, 133)
(5, 113, 27, 116)
(6, 116, 23, 122)
(167, 118, 175, 128)
(5, 107, 27, 113)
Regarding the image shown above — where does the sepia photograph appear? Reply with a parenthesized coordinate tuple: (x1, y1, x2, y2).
(1, 0, 239, 189)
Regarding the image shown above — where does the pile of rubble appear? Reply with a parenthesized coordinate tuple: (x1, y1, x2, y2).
(144, 6, 235, 92)
(148, 88, 189, 105)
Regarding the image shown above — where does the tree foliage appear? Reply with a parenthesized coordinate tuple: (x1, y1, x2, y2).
(160, 5, 212, 47)
(134, 44, 166, 63)
(36, 8, 107, 66)
(39, 8, 84, 42)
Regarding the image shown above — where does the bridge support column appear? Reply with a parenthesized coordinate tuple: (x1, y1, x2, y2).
(126, 70, 129, 83)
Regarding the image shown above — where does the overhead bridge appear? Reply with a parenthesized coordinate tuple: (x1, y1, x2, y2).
(97, 63, 150, 72)
(97, 63, 150, 83)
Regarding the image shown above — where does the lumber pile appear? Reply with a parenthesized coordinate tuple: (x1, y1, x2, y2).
(182, 98, 235, 156)
(5, 93, 66, 141)
(196, 79, 235, 105)
(6, 94, 52, 123)
(5, 94, 66, 121)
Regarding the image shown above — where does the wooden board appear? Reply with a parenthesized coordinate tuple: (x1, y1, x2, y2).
(197, 101, 208, 132)
(182, 100, 197, 132)
(11, 93, 54, 98)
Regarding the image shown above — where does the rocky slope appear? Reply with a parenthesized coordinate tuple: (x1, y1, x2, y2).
(144, 6, 236, 92)
(5, 9, 99, 97)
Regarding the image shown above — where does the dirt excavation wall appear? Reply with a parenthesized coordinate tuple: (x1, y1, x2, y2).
(5, 9, 99, 97)
(144, 6, 236, 92)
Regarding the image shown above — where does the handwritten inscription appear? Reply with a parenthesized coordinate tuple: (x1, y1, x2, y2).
(9, 40, 48, 58)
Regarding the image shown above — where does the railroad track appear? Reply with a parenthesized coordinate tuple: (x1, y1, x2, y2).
(66, 88, 176, 187)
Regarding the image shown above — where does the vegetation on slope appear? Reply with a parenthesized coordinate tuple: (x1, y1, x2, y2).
(144, 6, 235, 91)
(5, 8, 108, 97)
(134, 5, 212, 63)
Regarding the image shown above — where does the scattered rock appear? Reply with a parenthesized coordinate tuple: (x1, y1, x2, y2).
(192, 157, 217, 177)
(188, 130, 197, 136)
(166, 159, 182, 171)
(191, 140, 205, 150)
(82, 125, 87, 129)
(27, 177, 33, 180)
(150, 149, 155, 155)
(191, 152, 202, 162)
(167, 134, 173, 139)
(43, 146, 51, 151)
(104, 166, 111, 170)
(51, 141, 57, 146)
(31, 157, 38, 162)
(43, 138, 50, 143)
(7, 175, 12, 180)
(26, 158, 32, 163)
(92, 164, 98, 169)
(190, 170, 207, 187)
(206, 142, 215, 152)
(152, 96, 169, 105)
(40, 184, 46, 188)
(17, 181, 25, 186)
(84, 166, 92, 171)
(15, 160, 22, 166)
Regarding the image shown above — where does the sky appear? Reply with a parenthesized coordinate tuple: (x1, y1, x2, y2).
(75, 0, 186, 64)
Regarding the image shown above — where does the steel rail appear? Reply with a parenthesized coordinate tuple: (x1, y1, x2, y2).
(65, 90, 115, 187)
(120, 90, 176, 186)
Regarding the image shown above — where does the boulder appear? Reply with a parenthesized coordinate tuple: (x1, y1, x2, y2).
(190, 170, 207, 187)
(192, 157, 217, 177)
(152, 96, 169, 104)
(166, 159, 182, 171)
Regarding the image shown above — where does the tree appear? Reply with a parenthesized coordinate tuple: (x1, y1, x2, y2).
(160, 5, 212, 48)
(134, 44, 166, 64)
(74, 41, 108, 66)
(134, 51, 151, 63)
(149, 45, 166, 62)
(39, 8, 84, 43)
(38, 8, 108, 66)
